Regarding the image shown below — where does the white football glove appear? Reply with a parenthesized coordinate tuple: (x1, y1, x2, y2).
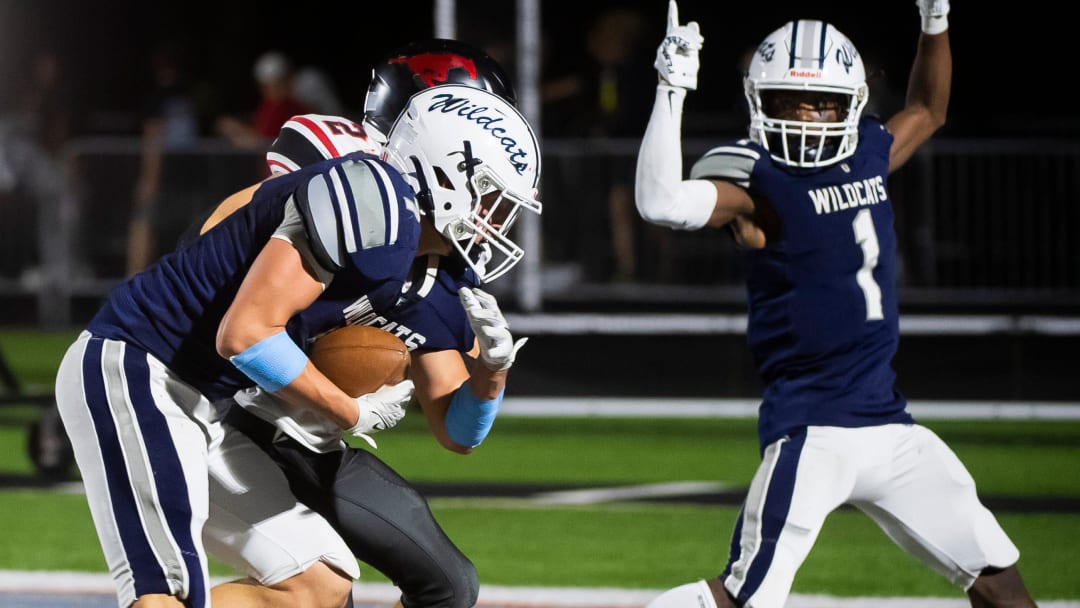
(459, 287, 526, 371)
(916, 0, 949, 34)
(654, 0, 704, 90)
(345, 379, 414, 449)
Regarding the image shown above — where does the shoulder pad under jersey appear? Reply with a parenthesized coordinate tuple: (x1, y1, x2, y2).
(267, 114, 382, 175)
(294, 156, 420, 272)
(689, 139, 761, 189)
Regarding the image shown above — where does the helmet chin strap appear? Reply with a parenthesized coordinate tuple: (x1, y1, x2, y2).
(474, 242, 493, 269)
(409, 156, 436, 219)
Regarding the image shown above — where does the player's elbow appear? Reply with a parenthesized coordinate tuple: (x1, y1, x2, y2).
(929, 109, 947, 132)
(216, 331, 244, 360)
(635, 181, 716, 231)
(216, 319, 257, 359)
(438, 434, 474, 455)
(636, 201, 682, 228)
(635, 187, 680, 227)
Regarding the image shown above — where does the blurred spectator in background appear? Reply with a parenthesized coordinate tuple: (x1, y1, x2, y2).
(293, 64, 346, 117)
(126, 41, 218, 275)
(21, 50, 71, 158)
(216, 50, 312, 151)
(0, 47, 79, 285)
(542, 8, 663, 283)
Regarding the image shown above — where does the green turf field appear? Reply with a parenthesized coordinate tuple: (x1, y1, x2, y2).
(1, 328, 1078, 600)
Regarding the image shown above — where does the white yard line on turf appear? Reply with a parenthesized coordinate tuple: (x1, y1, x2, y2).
(500, 397, 1080, 420)
(1, 571, 1077, 608)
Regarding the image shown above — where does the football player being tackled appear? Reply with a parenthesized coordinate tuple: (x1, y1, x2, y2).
(54, 40, 538, 608)
(637, 2, 1037, 608)
(201, 39, 527, 608)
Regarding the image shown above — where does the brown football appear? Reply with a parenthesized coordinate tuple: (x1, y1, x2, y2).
(307, 325, 410, 397)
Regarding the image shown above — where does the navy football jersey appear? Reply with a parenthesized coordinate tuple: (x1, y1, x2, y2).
(690, 117, 913, 446)
(288, 253, 479, 355)
(88, 151, 421, 401)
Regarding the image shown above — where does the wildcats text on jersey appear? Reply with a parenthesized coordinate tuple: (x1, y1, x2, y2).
(808, 175, 887, 215)
(342, 295, 427, 350)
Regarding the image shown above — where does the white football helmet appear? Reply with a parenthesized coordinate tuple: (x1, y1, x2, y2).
(744, 20, 869, 168)
(383, 84, 542, 283)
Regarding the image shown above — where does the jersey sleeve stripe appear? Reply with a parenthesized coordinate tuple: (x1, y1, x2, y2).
(328, 166, 360, 254)
(291, 115, 340, 158)
(361, 159, 401, 247)
(691, 145, 757, 187)
(703, 145, 760, 160)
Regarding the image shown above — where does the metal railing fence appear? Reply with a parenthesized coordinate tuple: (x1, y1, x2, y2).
(2, 135, 1078, 325)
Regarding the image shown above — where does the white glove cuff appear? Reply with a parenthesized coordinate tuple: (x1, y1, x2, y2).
(482, 336, 528, 372)
(921, 14, 948, 35)
(344, 424, 378, 449)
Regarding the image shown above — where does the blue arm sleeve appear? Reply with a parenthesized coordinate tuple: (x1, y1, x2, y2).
(444, 380, 504, 448)
(229, 331, 308, 393)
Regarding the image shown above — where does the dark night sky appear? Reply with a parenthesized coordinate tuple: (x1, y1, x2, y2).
(0, 0, 1067, 139)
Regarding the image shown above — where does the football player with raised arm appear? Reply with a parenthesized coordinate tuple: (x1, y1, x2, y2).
(636, 2, 1038, 607)
(184, 40, 529, 608)
(54, 69, 541, 608)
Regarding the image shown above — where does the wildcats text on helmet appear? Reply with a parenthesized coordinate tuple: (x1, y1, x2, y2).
(426, 93, 531, 174)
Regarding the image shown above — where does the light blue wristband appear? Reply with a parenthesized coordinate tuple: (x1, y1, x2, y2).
(229, 331, 308, 393)
(445, 381, 504, 448)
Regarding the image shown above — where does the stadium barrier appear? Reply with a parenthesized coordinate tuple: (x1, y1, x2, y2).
(0, 136, 1078, 323)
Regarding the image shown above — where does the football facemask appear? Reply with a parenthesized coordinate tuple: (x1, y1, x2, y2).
(744, 20, 869, 168)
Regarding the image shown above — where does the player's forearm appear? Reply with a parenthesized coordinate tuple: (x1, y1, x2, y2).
(273, 366, 360, 429)
(635, 85, 715, 230)
(905, 32, 951, 130)
(224, 329, 360, 429)
(467, 364, 507, 399)
(908, 0, 951, 128)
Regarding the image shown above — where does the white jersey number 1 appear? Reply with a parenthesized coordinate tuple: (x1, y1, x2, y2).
(853, 209, 884, 321)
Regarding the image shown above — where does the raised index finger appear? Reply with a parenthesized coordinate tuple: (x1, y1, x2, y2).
(667, 0, 680, 31)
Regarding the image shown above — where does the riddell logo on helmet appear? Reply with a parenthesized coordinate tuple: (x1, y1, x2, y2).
(390, 53, 478, 88)
(789, 69, 823, 78)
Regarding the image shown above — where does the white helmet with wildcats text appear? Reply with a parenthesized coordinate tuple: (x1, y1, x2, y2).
(383, 84, 542, 283)
(744, 20, 869, 168)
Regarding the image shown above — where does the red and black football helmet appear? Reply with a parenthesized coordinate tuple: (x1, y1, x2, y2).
(363, 38, 517, 142)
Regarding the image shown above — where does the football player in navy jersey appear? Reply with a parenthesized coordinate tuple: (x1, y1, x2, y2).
(176, 41, 529, 608)
(54, 71, 541, 608)
(636, 2, 1037, 607)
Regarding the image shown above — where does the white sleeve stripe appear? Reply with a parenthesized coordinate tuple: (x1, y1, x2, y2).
(339, 161, 392, 250)
(701, 167, 749, 180)
(703, 145, 760, 160)
(351, 169, 387, 249)
(362, 159, 399, 246)
(328, 167, 359, 254)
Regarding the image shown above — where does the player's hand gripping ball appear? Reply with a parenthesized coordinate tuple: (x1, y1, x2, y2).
(308, 325, 410, 397)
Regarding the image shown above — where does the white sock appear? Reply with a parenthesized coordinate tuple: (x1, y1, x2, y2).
(645, 580, 718, 608)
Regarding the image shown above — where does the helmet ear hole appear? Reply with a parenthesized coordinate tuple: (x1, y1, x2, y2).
(433, 166, 454, 189)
